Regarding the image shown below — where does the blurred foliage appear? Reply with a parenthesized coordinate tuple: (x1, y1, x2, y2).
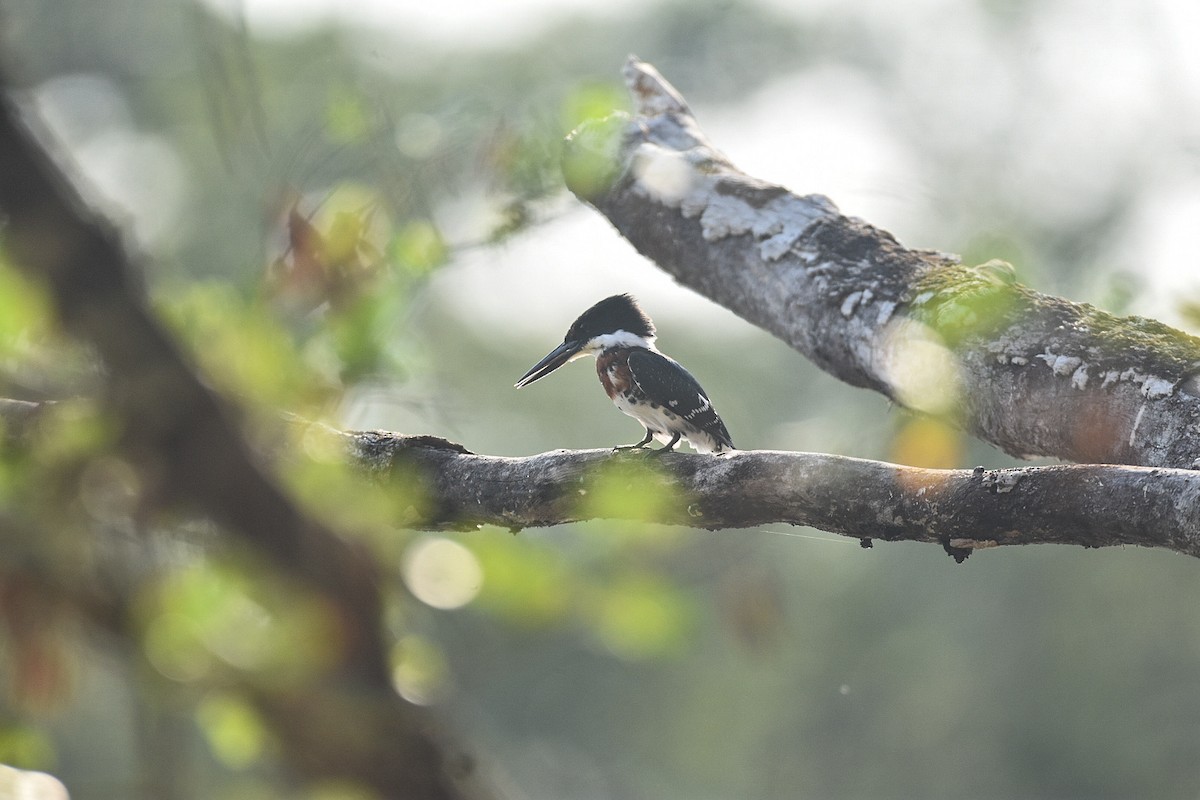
(138, 558, 344, 686)
(466, 521, 691, 661)
(0, 724, 55, 771)
(195, 692, 271, 770)
(584, 569, 692, 659)
(561, 111, 628, 201)
(916, 264, 1022, 349)
(0, 258, 96, 401)
(389, 633, 449, 706)
(578, 457, 682, 523)
(161, 282, 338, 410)
(1177, 297, 1200, 331)
(468, 535, 575, 628)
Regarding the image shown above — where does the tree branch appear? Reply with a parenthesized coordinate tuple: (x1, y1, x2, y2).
(348, 431, 1200, 561)
(565, 57, 1200, 469)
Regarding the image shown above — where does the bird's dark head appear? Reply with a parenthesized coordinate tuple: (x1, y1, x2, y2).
(564, 293, 656, 342)
(515, 294, 657, 388)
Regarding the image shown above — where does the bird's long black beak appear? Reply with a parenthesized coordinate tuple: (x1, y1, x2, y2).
(515, 339, 584, 388)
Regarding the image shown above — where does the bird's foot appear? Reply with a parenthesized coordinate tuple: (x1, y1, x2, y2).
(613, 431, 655, 452)
(655, 433, 682, 454)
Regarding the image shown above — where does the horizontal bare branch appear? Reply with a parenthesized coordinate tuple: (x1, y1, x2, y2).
(565, 57, 1200, 469)
(347, 431, 1200, 560)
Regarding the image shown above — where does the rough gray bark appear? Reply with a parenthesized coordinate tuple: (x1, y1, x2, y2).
(348, 431, 1200, 560)
(565, 58, 1200, 469)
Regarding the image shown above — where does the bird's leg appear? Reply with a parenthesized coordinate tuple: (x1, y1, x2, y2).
(651, 432, 681, 455)
(613, 429, 654, 451)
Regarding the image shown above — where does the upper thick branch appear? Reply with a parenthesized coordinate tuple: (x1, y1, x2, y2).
(350, 432, 1200, 560)
(566, 57, 1200, 469)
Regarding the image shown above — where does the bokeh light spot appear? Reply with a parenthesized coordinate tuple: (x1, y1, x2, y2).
(395, 113, 442, 159)
(878, 318, 962, 415)
(402, 537, 483, 610)
(143, 611, 212, 683)
(390, 634, 448, 706)
(632, 145, 694, 205)
(196, 693, 269, 770)
(890, 416, 963, 469)
(589, 572, 690, 660)
(391, 220, 446, 276)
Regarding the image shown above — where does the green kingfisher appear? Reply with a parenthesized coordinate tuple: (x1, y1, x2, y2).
(515, 293, 734, 454)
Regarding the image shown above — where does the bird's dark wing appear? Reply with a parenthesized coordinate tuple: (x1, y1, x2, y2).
(627, 349, 734, 449)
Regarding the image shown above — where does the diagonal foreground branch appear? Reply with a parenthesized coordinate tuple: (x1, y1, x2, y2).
(565, 57, 1200, 469)
(349, 432, 1200, 560)
(0, 82, 484, 799)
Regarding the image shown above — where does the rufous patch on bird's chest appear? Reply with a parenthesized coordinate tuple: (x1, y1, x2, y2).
(596, 348, 634, 399)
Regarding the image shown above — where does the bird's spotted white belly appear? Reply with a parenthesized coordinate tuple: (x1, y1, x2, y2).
(612, 390, 721, 453)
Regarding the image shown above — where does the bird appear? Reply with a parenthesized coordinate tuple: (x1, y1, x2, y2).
(514, 293, 734, 454)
